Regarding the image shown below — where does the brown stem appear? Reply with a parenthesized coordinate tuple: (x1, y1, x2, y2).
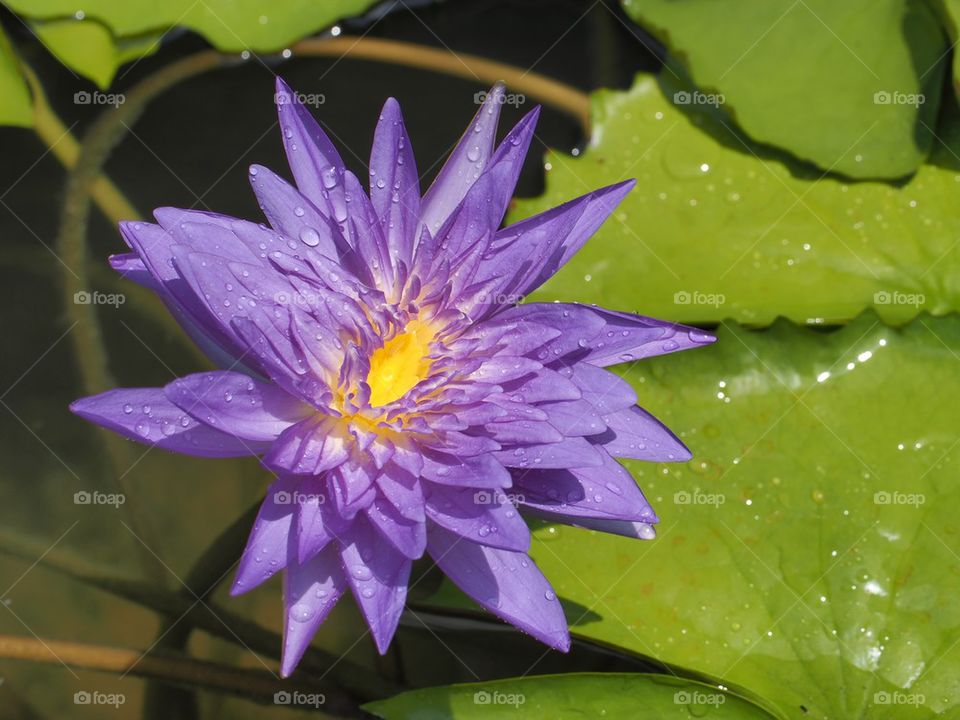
(293, 36, 591, 130)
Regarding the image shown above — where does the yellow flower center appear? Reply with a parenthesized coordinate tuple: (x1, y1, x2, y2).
(366, 320, 434, 408)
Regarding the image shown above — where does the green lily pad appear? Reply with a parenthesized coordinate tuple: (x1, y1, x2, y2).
(4, 0, 378, 53)
(438, 314, 956, 719)
(622, 0, 947, 179)
(364, 673, 775, 719)
(30, 18, 161, 89)
(0, 25, 32, 127)
(515, 73, 960, 326)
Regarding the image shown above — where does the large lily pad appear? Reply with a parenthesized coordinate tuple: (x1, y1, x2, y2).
(4, 0, 378, 53)
(30, 18, 161, 89)
(365, 673, 775, 719)
(622, 0, 948, 179)
(515, 74, 960, 326)
(428, 314, 959, 719)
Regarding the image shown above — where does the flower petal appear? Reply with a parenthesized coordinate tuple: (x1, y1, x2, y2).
(281, 544, 346, 677)
(499, 302, 716, 367)
(369, 98, 420, 276)
(593, 405, 692, 462)
(425, 486, 530, 552)
(513, 449, 657, 523)
(165, 371, 311, 442)
(427, 524, 569, 651)
(70, 388, 266, 458)
(420, 450, 511, 488)
(365, 497, 426, 559)
(339, 515, 411, 654)
(231, 476, 297, 596)
(420, 83, 504, 235)
(264, 415, 350, 475)
(493, 436, 602, 469)
(275, 77, 348, 222)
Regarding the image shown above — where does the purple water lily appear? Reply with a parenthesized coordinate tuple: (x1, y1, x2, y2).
(71, 79, 714, 675)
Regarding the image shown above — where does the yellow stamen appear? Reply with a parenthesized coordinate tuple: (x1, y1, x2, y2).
(367, 320, 434, 407)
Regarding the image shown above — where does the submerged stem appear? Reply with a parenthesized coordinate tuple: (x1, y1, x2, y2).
(0, 634, 357, 718)
(23, 66, 140, 224)
(56, 50, 226, 583)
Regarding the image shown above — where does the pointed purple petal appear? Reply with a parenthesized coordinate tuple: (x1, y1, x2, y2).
(514, 450, 657, 523)
(420, 450, 511, 488)
(275, 77, 348, 220)
(339, 515, 411, 654)
(232, 476, 298, 596)
(281, 544, 346, 676)
(593, 405, 692, 462)
(427, 524, 569, 651)
(425, 486, 530, 552)
(165, 371, 311, 442)
(420, 83, 504, 235)
(264, 415, 350, 475)
(369, 98, 420, 274)
(70, 388, 266, 457)
(365, 497, 426, 559)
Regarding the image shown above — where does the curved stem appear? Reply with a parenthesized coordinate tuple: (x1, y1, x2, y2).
(0, 635, 357, 718)
(293, 36, 591, 130)
(56, 50, 226, 581)
(23, 65, 141, 224)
